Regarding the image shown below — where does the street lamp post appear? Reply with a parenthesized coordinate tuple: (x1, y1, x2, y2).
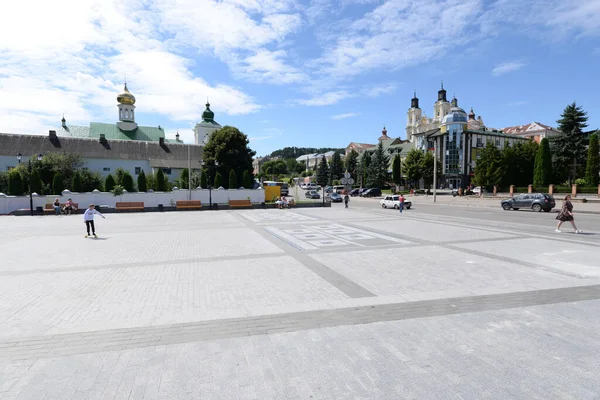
(433, 138, 437, 203)
(201, 160, 219, 210)
(17, 153, 43, 216)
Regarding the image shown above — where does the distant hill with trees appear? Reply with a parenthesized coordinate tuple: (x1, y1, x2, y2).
(269, 147, 345, 159)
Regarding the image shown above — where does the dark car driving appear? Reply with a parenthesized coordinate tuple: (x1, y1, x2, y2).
(361, 188, 382, 197)
(501, 193, 555, 212)
(329, 193, 343, 202)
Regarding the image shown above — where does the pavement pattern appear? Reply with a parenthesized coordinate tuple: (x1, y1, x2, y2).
(1, 202, 600, 399)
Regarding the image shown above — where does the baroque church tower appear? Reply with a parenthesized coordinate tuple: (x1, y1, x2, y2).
(432, 83, 451, 124)
(406, 91, 422, 142)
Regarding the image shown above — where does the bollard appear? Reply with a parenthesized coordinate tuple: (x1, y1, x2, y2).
(509, 185, 515, 196)
(528, 184, 533, 194)
(571, 184, 577, 198)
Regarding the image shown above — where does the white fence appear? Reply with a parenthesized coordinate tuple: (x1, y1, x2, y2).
(0, 188, 265, 215)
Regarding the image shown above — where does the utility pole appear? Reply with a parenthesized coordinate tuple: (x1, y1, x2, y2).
(433, 138, 437, 203)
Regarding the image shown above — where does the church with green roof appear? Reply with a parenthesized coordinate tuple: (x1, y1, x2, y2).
(54, 83, 182, 144)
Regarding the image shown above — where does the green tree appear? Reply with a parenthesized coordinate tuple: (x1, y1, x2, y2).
(72, 171, 83, 192)
(285, 158, 305, 175)
(344, 149, 359, 181)
(178, 168, 190, 189)
(37, 152, 84, 190)
(114, 168, 126, 186)
(474, 143, 505, 189)
(403, 149, 424, 185)
(392, 154, 402, 187)
(0, 172, 8, 194)
(80, 170, 103, 192)
(501, 141, 538, 187)
(316, 156, 329, 187)
(242, 170, 253, 188)
(121, 171, 135, 192)
(533, 138, 553, 188)
(585, 134, 599, 186)
(29, 168, 43, 194)
(104, 174, 116, 192)
(203, 126, 255, 187)
(358, 151, 371, 187)
(137, 170, 148, 192)
(8, 170, 24, 195)
(367, 141, 390, 188)
(419, 151, 442, 189)
(228, 169, 237, 189)
(329, 152, 344, 182)
(214, 171, 223, 188)
(155, 169, 167, 191)
(200, 169, 207, 189)
(551, 102, 589, 183)
(261, 159, 287, 179)
(53, 173, 64, 194)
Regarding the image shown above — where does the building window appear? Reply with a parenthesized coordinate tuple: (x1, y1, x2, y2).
(495, 139, 500, 146)
(125, 110, 129, 119)
(161, 168, 172, 175)
(476, 137, 483, 147)
(103, 167, 110, 171)
(135, 167, 141, 175)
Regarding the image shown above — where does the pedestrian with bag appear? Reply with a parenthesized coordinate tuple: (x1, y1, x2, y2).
(555, 195, 582, 233)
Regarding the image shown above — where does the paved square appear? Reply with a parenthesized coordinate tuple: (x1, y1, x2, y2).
(1, 204, 600, 399)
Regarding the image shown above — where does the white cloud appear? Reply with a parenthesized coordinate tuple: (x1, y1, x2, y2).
(296, 91, 352, 106)
(313, 0, 483, 79)
(0, 0, 262, 136)
(492, 61, 527, 76)
(232, 49, 308, 84)
(331, 113, 361, 120)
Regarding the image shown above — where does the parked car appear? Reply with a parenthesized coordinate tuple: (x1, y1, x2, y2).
(305, 190, 320, 199)
(349, 189, 361, 196)
(380, 195, 412, 210)
(361, 188, 382, 197)
(329, 193, 343, 203)
(501, 193, 555, 212)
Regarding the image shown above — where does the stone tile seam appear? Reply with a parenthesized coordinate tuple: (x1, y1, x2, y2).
(2, 284, 599, 359)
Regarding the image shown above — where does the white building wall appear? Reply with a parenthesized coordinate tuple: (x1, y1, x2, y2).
(0, 189, 266, 215)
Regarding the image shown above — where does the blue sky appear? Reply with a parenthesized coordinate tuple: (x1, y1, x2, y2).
(1, 0, 598, 157)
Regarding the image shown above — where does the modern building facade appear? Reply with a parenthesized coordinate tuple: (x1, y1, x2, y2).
(413, 99, 527, 189)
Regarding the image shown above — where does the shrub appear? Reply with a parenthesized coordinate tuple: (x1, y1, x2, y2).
(137, 170, 147, 192)
(0, 171, 8, 194)
(30, 168, 43, 194)
(52, 173, 64, 194)
(200, 170, 207, 189)
(121, 171, 135, 192)
(104, 174, 116, 191)
(155, 169, 167, 191)
(228, 169, 237, 189)
(242, 170, 252, 189)
(72, 171, 83, 192)
(8, 170, 23, 195)
(214, 171, 223, 188)
(111, 185, 125, 197)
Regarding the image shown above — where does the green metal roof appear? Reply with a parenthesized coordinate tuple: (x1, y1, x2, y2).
(89, 122, 165, 141)
(56, 122, 167, 142)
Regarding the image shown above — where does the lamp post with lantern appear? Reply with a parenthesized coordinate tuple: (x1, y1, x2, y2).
(201, 160, 219, 210)
(17, 153, 43, 216)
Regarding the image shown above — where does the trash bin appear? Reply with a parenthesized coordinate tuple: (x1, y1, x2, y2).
(35, 206, 44, 215)
(158, 204, 164, 212)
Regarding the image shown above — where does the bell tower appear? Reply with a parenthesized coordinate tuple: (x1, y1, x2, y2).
(116, 82, 138, 131)
(406, 90, 422, 142)
(433, 82, 451, 124)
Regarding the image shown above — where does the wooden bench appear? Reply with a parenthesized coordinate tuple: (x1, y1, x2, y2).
(44, 203, 79, 214)
(176, 200, 202, 210)
(229, 199, 252, 209)
(115, 202, 144, 212)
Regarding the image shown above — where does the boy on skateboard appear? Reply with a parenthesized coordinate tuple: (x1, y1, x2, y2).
(83, 204, 105, 238)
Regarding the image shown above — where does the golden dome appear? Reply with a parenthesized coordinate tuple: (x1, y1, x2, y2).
(117, 83, 136, 105)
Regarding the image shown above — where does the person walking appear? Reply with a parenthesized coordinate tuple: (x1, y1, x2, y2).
(555, 195, 582, 233)
(83, 204, 105, 238)
(398, 194, 405, 214)
(344, 194, 349, 209)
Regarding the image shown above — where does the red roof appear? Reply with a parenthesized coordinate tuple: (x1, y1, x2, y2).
(502, 122, 553, 134)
